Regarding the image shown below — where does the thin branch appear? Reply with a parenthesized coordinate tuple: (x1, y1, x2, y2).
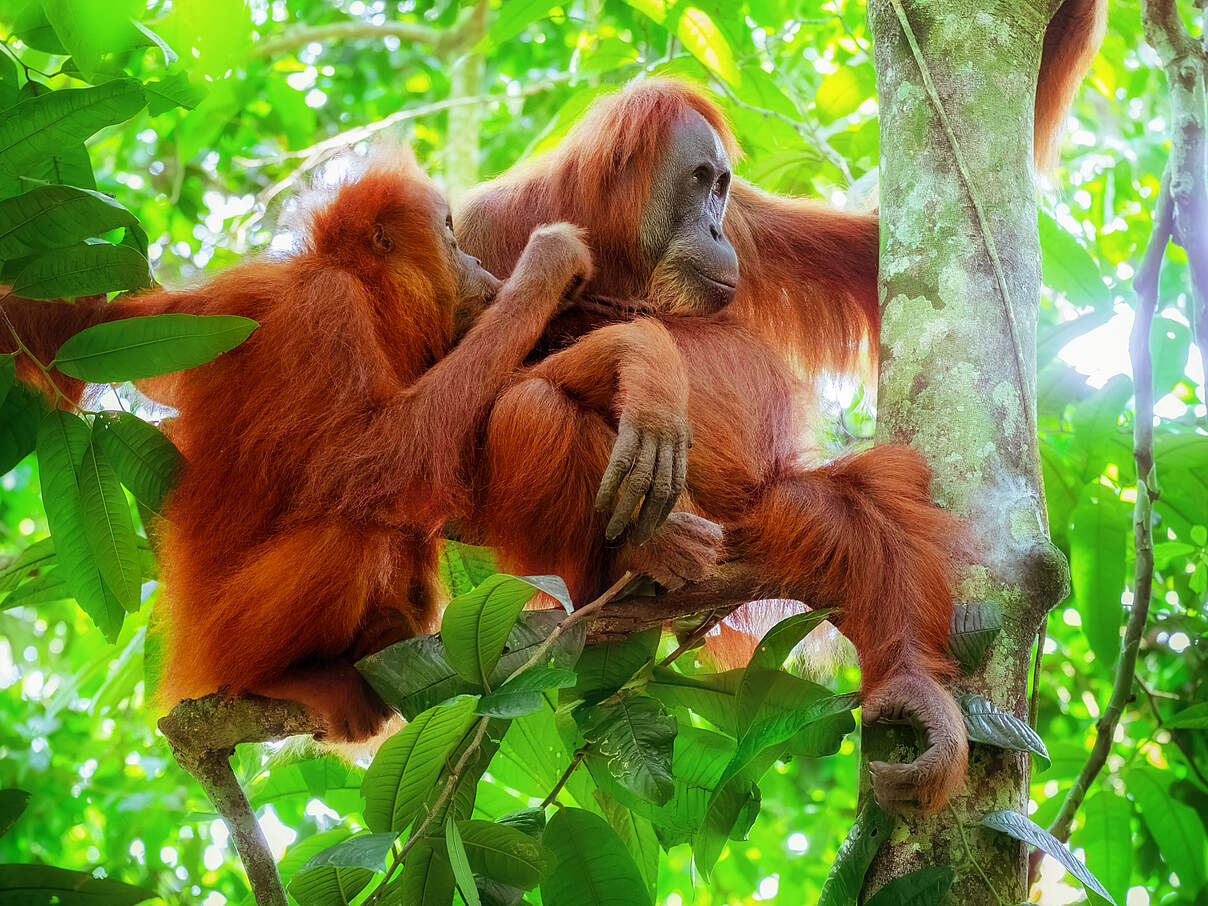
(1043, 175, 1170, 846)
(255, 19, 452, 59)
(541, 747, 588, 808)
(1136, 677, 1208, 789)
(157, 695, 319, 906)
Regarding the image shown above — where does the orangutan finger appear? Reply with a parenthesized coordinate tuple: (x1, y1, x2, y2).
(606, 433, 657, 540)
(632, 437, 675, 544)
(597, 420, 639, 514)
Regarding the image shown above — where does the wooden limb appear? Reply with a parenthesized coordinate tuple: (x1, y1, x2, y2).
(158, 695, 320, 906)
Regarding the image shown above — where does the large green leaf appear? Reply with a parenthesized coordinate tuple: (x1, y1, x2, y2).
(11, 242, 151, 299)
(0, 354, 12, 407)
(817, 803, 895, 906)
(1068, 499, 1127, 667)
(675, 7, 739, 87)
(569, 629, 660, 704)
(649, 727, 736, 846)
(575, 694, 677, 805)
(395, 840, 455, 906)
(541, 808, 652, 906)
(960, 694, 1049, 763)
(0, 185, 138, 258)
(91, 411, 182, 512)
(746, 609, 834, 673)
(647, 666, 743, 735)
(864, 866, 954, 906)
(1039, 211, 1110, 308)
(144, 71, 206, 115)
(37, 410, 124, 641)
(0, 537, 56, 597)
(445, 817, 481, 906)
(0, 78, 146, 175)
(0, 789, 29, 838)
(53, 313, 257, 382)
(948, 602, 1002, 670)
(361, 696, 479, 833)
(457, 820, 555, 890)
(437, 541, 498, 597)
(1075, 791, 1132, 906)
(287, 862, 373, 906)
(477, 666, 578, 718)
(1125, 766, 1206, 890)
(0, 864, 157, 905)
(296, 832, 398, 874)
(441, 574, 568, 687)
(0, 379, 47, 475)
(77, 437, 140, 610)
(981, 810, 1117, 903)
(1166, 702, 1208, 729)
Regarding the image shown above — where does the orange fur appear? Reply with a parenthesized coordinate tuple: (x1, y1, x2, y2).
(3, 151, 591, 741)
(457, 42, 1105, 807)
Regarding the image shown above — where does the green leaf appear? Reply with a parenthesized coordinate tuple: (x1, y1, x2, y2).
(570, 630, 660, 704)
(1149, 316, 1192, 396)
(1124, 766, 1206, 890)
(37, 410, 124, 641)
(77, 436, 140, 610)
(360, 612, 582, 720)
(445, 816, 482, 906)
(298, 832, 398, 873)
(287, 862, 373, 906)
(438, 540, 498, 597)
(575, 694, 677, 805)
(0, 537, 56, 598)
(495, 808, 546, 837)
(648, 727, 734, 847)
(1069, 499, 1127, 667)
(478, 0, 554, 49)
(1037, 309, 1113, 362)
(53, 313, 257, 382)
(0, 789, 29, 838)
(11, 242, 150, 299)
(91, 411, 182, 512)
(960, 694, 1050, 763)
(815, 66, 874, 122)
(541, 808, 652, 906)
(144, 71, 206, 115)
(1039, 211, 1110, 308)
(0, 864, 157, 905)
(395, 839, 454, 906)
(817, 803, 894, 906)
(981, 810, 1117, 903)
(948, 602, 1002, 670)
(0, 185, 138, 259)
(457, 819, 555, 890)
(1166, 702, 1208, 729)
(0, 355, 12, 407)
(0, 79, 146, 176)
(477, 666, 578, 718)
(441, 574, 546, 687)
(675, 7, 740, 87)
(864, 866, 954, 906)
(361, 696, 479, 833)
(0, 380, 47, 475)
(647, 667, 743, 735)
(1075, 791, 1132, 906)
(747, 609, 834, 673)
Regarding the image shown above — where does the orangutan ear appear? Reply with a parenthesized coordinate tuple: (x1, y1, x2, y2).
(372, 223, 392, 254)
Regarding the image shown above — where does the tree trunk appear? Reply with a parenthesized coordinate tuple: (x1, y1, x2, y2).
(864, 0, 1070, 899)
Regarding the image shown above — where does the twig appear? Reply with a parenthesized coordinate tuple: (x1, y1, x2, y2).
(0, 294, 84, 414)
(541, 747, 588, 808)
(255, 19, 451, 59)
(157, 695, 320, 906)
(887, 0, 1043, 509)
(1137, 677, 1208, 789)
(1042, 170, 1170, 849)
(657, 607, 727, 667)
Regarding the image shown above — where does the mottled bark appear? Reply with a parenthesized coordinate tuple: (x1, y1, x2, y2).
(865, 0, 1068, 900)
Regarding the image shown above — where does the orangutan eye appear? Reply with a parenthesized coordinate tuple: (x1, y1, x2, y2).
(691, 165, 710, 185)
(445, 214, 454, 232)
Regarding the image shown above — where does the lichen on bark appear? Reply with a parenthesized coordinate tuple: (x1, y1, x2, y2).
(863, 0, 1069, 901)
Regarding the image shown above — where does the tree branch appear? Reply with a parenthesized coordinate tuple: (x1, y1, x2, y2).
(255, 19, 454, 59)
(1041, 173, 1171, 848)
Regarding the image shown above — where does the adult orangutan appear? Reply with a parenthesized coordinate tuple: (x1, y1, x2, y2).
(2, 149, 597, 740)
(454, 1, 1106, 811)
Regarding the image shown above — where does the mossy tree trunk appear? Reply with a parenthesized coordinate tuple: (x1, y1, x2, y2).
(864, 0, 1070, 900)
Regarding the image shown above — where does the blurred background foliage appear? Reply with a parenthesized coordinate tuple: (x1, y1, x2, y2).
(0, 0, 1204, 904)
